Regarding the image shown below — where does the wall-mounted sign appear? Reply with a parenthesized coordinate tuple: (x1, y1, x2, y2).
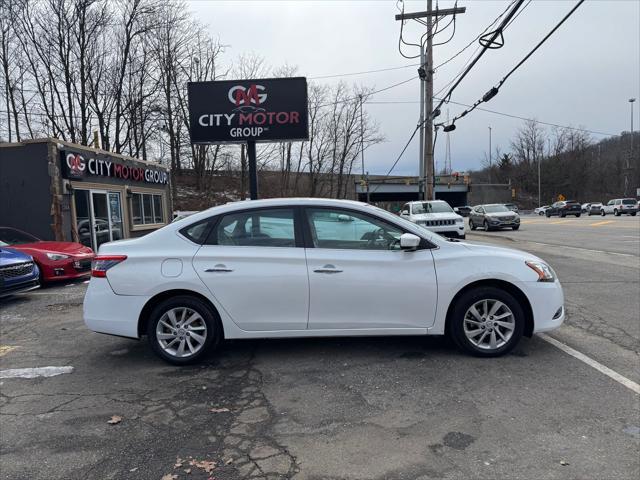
(60, 150, 168, 185)
(188, 77, 309, 143)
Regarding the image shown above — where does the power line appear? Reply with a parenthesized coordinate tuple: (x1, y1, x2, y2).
(432, 0, 525, 117)
(316, 75, 417, 109)
(308, 63, 421, 80)
(365, 99, 616, 137)
(441, 0, 585, 130)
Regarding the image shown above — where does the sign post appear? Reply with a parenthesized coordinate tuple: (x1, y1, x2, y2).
(188, 77, 309, 199)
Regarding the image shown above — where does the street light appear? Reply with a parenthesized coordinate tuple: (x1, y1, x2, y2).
(626, 98, 635, 196)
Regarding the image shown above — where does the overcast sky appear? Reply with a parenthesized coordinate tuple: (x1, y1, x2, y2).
(189, 0, 640, 176)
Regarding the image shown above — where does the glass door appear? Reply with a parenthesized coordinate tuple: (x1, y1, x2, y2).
(90, 191, 111, 250)
(74, 190, 93, 249)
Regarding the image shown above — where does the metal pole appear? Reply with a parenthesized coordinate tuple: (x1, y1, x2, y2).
(488, 126, 492, 184)
(425, 0, 434, 201)
(247, 140, 258, 200)
(419, 47, 425, 200)
(360, 95, 365, 178)
(366, 171, 370, 204)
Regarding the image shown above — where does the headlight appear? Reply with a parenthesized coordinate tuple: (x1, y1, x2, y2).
(515, 217, 520, 223)
(455, 217, 464, 223)
(46, 253, 70, 261)
(525, 260, 556, 282)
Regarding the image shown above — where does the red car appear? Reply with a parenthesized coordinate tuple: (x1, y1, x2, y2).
(0, 227, 94, 283)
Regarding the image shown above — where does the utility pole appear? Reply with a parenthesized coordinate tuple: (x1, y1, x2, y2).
(628, 98, 636, 197)
(395, 1, 465, 201)
(488, 126, 492, 184)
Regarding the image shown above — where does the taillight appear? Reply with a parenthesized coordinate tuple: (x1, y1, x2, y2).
(91, 255, 127, 278)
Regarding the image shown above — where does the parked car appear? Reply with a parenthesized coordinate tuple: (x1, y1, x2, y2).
(587, 203, 603, 216)
(504, 203, 519, 213)
(534, 205, 550, 216)
(545, 200, 581, 218)
(453, 205, 472, 217)
(600, 198, 638, 216)
(0, 247, 40, 298)
(469, 204, 520, 231)
(84, 198, 564, 364)
(0, 227, 94, 283)
(399, 200, 465, 239)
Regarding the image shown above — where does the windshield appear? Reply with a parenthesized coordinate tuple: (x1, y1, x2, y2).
(484, 205, 510, 213)
(622, 199, 636, 205)
(411, 202, 453, 214)
(0, 227, 40, 245)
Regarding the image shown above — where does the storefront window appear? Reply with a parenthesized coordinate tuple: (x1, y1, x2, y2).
(132, 192, 165, 226)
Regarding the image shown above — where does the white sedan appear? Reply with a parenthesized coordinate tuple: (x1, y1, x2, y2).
(84, 198, 564, 364)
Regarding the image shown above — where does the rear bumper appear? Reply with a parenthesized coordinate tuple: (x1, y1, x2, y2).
(83, 278, 149, 339)
(526, 280, 565, 333)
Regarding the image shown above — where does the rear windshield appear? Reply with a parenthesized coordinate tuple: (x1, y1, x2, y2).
(622, 199, 636, 205)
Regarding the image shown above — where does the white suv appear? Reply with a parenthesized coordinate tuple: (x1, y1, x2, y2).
(601, 198, 638, 216)
(399, 200, 465, 239)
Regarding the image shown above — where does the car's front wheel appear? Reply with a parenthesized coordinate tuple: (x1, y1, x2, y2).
(449, 287, 524, 357)
(601, 210, 606, 216)
(147, 296, 220, 365)
(469, 219, 476, 230)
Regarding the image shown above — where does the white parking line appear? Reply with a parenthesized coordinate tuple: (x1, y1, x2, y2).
(0, 366, 74, 379)
(539, 334, 640, 395)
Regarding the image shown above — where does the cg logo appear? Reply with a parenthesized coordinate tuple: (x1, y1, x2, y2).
(228, 84, 267, 107)
(66, 153, 86, 175)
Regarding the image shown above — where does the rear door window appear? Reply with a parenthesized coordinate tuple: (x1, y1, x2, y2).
(208, 208, 297, 247)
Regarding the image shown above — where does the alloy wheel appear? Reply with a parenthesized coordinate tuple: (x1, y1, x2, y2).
(155, 307, 208, 358)
(463, 299, 515, 350)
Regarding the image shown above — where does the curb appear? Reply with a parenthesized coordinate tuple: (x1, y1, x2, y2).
(466, 231, 518, 242)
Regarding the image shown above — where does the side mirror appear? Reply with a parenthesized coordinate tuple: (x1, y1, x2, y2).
(400, 233, 421, 250)
(337, 214, 353, 222)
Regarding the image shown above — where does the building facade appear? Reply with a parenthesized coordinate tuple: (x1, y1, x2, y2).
(0, 139, 172, 252)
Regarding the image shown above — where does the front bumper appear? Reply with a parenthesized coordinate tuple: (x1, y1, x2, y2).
(0, 279, 40, 298)
(526, 280, 565, 333)
(83, 278, 148, 338)
(418, 223, 466, 237)
(41, 256, 93, 282)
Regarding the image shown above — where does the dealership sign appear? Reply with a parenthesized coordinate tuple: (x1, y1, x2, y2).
(61, 150, 168, 185)
(187, 77, 309, 143)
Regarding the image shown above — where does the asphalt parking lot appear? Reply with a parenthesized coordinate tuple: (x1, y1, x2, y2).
(1, 214, 639, 480)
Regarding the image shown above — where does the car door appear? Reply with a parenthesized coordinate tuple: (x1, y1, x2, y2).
(192, 207, 309, 331)
(604, 200, 614, 214)
(303, 207, 438, 330)
(471, 206, 484, 224)
(399, 203, 410, 219)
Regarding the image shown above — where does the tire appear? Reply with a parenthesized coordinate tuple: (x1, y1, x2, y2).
(575, 213, 581, 218)
(538, 211, 544, 216)
(614, 209, 620, 216)
(632, 212, 637, 216)
(601, 210, 606, 216)
(560, 211, 566, 218)
(147, 295, 220, 365)
(483, 220, 491, 231)
(449, 286, 525, 357)
(512, 225, 520, 230)
(459, 234, 466, 240)
(469, 219, 477, 230)
(546, 211, 551, 218)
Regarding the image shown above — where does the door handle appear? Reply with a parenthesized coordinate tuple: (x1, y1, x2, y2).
(205, 264, 233, 273)
(313, 264, 343, 274)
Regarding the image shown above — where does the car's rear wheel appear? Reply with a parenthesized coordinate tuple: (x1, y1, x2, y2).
(614, 209, 620, 216)
(147, 296, 219, 365)
(575, 213, 581, 218)
(538, 211, 544, 216)
(449, 287, 524, 357)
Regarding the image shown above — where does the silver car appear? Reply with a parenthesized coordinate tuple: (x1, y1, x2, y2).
(469, 204, 521, 231)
